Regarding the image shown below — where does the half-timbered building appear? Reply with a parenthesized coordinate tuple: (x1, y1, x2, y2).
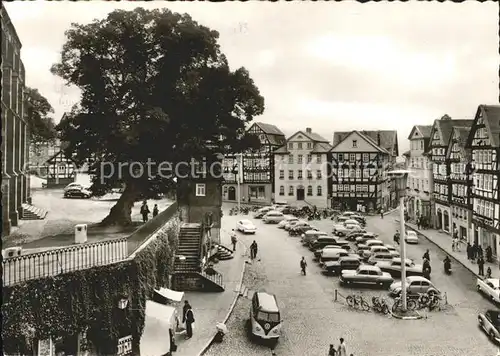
(405, 125, 433, 226)
(222, 122, 285, 204)
(465, 105, 500, 259)
(329, 130, 392, 213)
(427, 115, 473, 234)
(273, 128, 332, 208)
(446, 125, 474, 241)
(45, 147, 76, 188)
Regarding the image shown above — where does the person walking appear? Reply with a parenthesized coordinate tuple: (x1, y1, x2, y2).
(140, 201, 150, 223)
(478, 255, 485, 276)
(328, 344, 337, 356)
(423, 249, 430, 261)
(152, 204, 159, 218)
(417, 217, 421, 230)
(250, 240, 258, 260)
(486, 266, 492, 279)
(393, 230, 400, 245)
(300, 257, 307, 275)
(183, 302, 195, 339)
(486, 246, 493, 263)
(380, 208, 384, 219)
(230, 230, 237, 251)
(466, 243, 472, 260)
(337, 338, 347, 356)
(452, 237, 456, 252)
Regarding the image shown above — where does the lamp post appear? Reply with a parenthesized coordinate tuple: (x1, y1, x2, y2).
(387, 169, 410, 311)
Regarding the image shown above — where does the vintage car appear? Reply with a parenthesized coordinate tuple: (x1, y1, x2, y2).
(405, 230, 419, 244)
(367, 252, 395, 265)
(384, 244, 400, 257)
(317, 247, 350, 263)
(301, 230, 329, 246)
(333, 223, 365, 236)
(263, 211, 285, 224)
(389, 276, 440, 297)
(284, 220, 306, 230)
(349, 214, 366, 225)
(376, 258, 423, 278)
(253, 207, 274, 219)
(64, 187, 91, 199)
(478, 309, 500, 344)
(278, 216, 298, 229)
(344, 219, 361, 226)
(310, 237, 351, 252)
(345, 231, 365, 241)
(476, 278, 500, 305)
(353, 232, 378, 243)
(362, 246, 391, 261)
(322, 255, 361, 275)
(236, 219, 257, 234)
(339, 265, 394, 289)
(290, 224, 318, 236)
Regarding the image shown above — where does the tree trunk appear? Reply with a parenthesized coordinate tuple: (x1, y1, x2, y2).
(100, 181, 140, 226)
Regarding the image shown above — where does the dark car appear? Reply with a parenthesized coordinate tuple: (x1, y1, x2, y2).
(322, 255, 361, 276)
(64, 187, 91, 199)
(290, 225, 318, 236)
(478, 309, 500, 344)
(376, 258, 424, 278)
(310, 237, 351, 252)
(345, 231, 366, 241)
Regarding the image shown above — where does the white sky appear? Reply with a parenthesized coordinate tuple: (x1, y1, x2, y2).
(4, 1, 498, 153)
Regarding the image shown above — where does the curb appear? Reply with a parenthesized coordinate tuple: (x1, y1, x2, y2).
(196, 247, 249, 356)
(399, 220, 484, 280)
(390, 311, 423, 320)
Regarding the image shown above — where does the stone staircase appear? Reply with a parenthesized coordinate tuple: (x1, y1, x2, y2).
(20, 203, 48, 220)
(215, 244, 234, 261)
(172, 223, 225, 292)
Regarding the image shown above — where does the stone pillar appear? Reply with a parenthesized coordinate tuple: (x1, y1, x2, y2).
(7, 111, 18, 226)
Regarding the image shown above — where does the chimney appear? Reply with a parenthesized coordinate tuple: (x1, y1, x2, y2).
(306, 128, 312, 133)
(377, 131, 381, 146)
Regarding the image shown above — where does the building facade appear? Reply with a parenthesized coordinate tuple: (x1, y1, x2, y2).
(446, 125, 473, 241)
(329, 131, 392, 213)
(273, 128, 332, 208)
(466, 105, 500, 260)
(405, 125, 433, 226)
(1, 7, 30, 237)
(222, 122, 285, 204)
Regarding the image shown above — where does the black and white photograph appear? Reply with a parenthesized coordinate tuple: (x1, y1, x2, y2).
(1, 1, 499, 356)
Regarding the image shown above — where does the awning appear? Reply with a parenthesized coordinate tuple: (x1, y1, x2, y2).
(140, 301, 179, 356)
(154, 287, 184, 303)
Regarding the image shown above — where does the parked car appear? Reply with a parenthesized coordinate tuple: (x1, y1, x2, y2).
(367, 252, 395, 265)
(478, 309, 500, 344)
(350, 214, 366, 225)
(339, 265, 394, 289)
(311, 237, 351, 252)
(64, 187, 91, 199)
(301, 230, 328, 246)
(236, 219, 257, 234)
(333, 223, 365, 237)
(355, 232, 379, 244)
(362, 246, 391, 261)
(376, 258, 424, 278)
(322, 255, 361, 275)
(316, 246, 349, 261)
(64, 182, 88, 192)
(344, 219, 361, 226)
(389, 276, 440, 297)
(356, 239, 384, 252)
(263, 211, 285, 224)
(253, 207, 274, 219)
(345, 231, 365, 241)
(278, 216, 298, 229)
(285, 220, 307, 231)
(405, 230, 419, 244)
(384, 244, 400, 257)
(477, 278, 500, 305)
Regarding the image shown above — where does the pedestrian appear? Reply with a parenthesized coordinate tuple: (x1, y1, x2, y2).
(393, 230, 400, 245)
(466, 243, 472, 260)
(451, 237, 455, 252)
(300, 256, 307, 275)
(486, 246, 493, 263)
(478, 255, 485, 276)
(380, 208, 384, 219)
(471, 243, 477, 263)
(486, 266, 492, 279)
(423, 249, 430, 261)
(250, 240, 258, 260)
(152, 204, 159, 218)
(337, 338, 347, 356)
(230, 230, 237, 251)
(140, 200, 150, 223)
(183, 302, 195, 339)
(417, 217, 421, 230)
(328, 344, 337, 356)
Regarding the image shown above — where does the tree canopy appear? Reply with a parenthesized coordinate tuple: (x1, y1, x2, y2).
(52, 8, 264, 225)
(25, 87, 58, 150)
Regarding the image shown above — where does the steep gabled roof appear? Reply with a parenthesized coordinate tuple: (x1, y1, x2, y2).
(311, 141, 333, 153)
(273, 145, 289, 154)
(481, 105, 500, 147)
(408, 125, 433, 140)
(332, 130, 395, 155)
(254, 122, 285, 136)
(330, 130, 389, 154)
(288, 129, 329, 144)
(446, 126, 472, 159)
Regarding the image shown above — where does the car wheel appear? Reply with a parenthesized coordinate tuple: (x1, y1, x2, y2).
(489, 330, 496, 341)
(476, 285, 481, 292)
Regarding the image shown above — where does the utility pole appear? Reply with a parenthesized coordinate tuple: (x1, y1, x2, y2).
(237, 153, 242, 213)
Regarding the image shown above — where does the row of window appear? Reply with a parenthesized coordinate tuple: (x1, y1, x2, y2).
(288, 142, 313, 150)
(408, 156, 430, 170)
(450, 162, 467, 175)
(411, 139, 425, 151)
(432, 164, 447, 176)
(279, 170, 322, 180)
(474, 174, 494, 191)
(473, 150, 494, 164)
(278, 185, 323, 196)
(452, 184, 467, 197)
(451, 206, 468, 219)
(332, 153, 377, 162)
(474, 200, 496, 219)
(332, 184, 374, 193)
(276, 154, 323, 164)
(434, 183, 449, 195)
(337, 168, 377, 178)
(408, 177, 429, 191)
(432, 148, 446, 156)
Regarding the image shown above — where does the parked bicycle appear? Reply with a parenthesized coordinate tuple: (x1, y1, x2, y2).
(346, 294, 370, 311)
(371, 296, 390, 314)
(391, 295, 417, 313)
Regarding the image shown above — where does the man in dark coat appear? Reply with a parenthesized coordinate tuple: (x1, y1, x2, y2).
(466, 243, 472, 260)
(140, 201, 150, 223)
(250, 240, 258, 260)
(477, 255, 485, 276)
(182, 301, 195, 339)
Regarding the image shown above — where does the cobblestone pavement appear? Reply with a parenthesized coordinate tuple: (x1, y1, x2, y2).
(205, 214, 498, 356)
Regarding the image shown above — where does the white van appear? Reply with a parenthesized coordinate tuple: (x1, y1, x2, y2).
(263, 211, 285, 224)
(250, 292, 282, 340)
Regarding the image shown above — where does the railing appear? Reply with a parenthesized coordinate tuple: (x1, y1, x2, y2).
(3, 237, 128, 286)
(200, 269, 224, 288)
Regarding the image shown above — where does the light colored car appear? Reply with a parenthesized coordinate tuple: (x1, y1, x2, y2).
(389, 276, 440, 297)
(278, 216, 298, 228)
(477, 278, 500, 304)
(64, 182, 86, 192)
(263, 211, 285, 224)
(344, 219, 360, 226)
(367, 252, 395, 265)
(362, 246, 390, 260)
(253, 206, 274, 218)
(318, 247, 349, 263)
(333, 223, 365, 236)
(478, 309, 500, 343)
(384, 244, 400, 257)
(405, 231, 419, 244)
(236, 219, 256, 234)
(301, 230, 328, 245)
(376, 258, 424, 278)
(365, 239, 384, 248)
(354, 232, 379, 244)
(285, 220, 305, 231)
(339, 265, 394, 289)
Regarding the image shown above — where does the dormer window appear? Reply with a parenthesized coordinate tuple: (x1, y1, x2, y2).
(352, 140, 357, 148)
(196, 183, 206, 196)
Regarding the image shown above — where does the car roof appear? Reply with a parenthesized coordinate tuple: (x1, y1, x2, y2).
(240, 219, 253, 224)
(255, 292, 279, 313)
(407, 276, 430, 282)
(366, 239, 382, 243)
(359, 265, 381, 271)
(392, 257, 413, 264)
(407, 231, 417, 235)
(340, 255, 360, 261)
(485, 278, 500, 288)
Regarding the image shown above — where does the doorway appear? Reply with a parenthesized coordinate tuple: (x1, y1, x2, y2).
(228, 187, 236, 201)
(297, 186, 305, 201)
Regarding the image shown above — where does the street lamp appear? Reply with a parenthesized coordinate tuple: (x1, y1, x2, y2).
(387, 169, 411, 312)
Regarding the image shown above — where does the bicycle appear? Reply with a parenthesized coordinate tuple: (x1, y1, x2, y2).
(346, 294, 370, 311)
(391, 295, 417, 313)
(371, 296, 390, 314)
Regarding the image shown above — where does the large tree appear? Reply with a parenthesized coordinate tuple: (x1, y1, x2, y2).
(25, 87, 58, 151)
(52, 8, 264, 226)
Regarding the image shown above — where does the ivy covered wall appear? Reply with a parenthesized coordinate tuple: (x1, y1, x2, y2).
(2, 216, 180, 355)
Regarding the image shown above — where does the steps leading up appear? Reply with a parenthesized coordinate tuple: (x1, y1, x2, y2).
(20, 203, 48, 220)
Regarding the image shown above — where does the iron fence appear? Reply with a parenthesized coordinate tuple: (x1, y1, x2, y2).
(2, 237, 128, 286)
